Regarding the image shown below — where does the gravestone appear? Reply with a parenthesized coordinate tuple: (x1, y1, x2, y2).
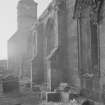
(2, 75, 19, 93)
(47, 92, 61, 102)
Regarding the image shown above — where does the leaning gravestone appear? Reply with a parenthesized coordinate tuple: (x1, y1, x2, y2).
(47, 92, 61, 102)
(2, 75, 19, 93)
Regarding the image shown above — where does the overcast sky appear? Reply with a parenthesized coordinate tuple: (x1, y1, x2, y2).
(0, 0, 51, 59)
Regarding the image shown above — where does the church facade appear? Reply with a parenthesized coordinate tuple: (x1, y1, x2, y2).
(32, 0, 105, 102)
(32, 0, 80, 91)
(8, 0, 105, 102)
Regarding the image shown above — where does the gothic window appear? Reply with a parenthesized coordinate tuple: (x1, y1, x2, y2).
(45, 18, 57, 58)
(33, 31, 37, 58)
(90, 22, 98, 67)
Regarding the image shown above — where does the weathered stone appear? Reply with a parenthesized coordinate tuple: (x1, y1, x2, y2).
(32, 0, 80, 91)
(73, 0, 104, 101)
(7, 0, 105, 104)
(47, 92, 61, 102)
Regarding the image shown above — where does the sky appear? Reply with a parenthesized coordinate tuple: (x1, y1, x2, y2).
(0, 0, 51, 60)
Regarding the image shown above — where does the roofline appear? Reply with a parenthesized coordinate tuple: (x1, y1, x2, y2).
(38, 2, 53, 21)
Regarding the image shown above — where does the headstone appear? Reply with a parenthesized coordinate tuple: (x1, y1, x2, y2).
(82, 100, 95, 105)
(61, 92, 69, 103)
(46, 92, 61, 102)
(2, 75, 19, 93)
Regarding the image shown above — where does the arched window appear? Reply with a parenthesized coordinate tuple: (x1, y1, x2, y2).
(45, 18, 58, 59)
(32, 31, 37, 58)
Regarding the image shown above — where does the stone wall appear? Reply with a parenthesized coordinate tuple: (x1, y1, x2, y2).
(32, 23, 45, 85)
(32, 0, 81, 90)
(50, 0, 80, 89)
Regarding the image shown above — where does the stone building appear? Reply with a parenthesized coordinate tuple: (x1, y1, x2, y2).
(32, 0, 80, 91)
(8, 0, 105, 102)
(8, 0, 37, 83)
(32, 0, 105, 102)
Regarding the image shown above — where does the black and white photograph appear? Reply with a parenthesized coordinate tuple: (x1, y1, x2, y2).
(0, 0, 104, 105)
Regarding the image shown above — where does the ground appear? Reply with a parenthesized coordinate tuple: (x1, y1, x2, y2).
(0, 83, 104, 105)
(0, 84, 41, 105)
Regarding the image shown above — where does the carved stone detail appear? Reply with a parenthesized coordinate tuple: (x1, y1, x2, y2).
(74, 0, 102, 23)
